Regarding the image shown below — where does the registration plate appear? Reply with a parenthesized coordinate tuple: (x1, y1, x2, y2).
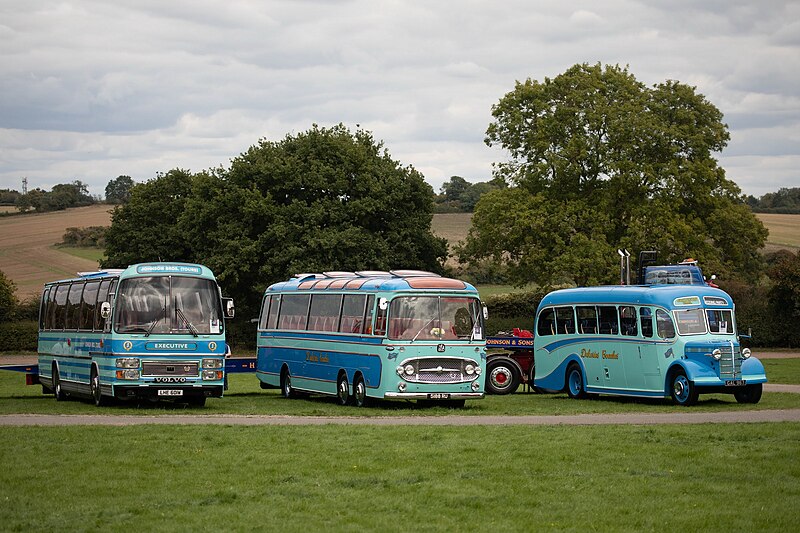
(725, 380, 746, 387)
(157, 389, 184, 397)
(427, 393, 450, 400)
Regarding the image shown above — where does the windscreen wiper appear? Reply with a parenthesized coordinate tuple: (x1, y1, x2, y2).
(176, 307, 199, 337)
(145, 306, 166, 337)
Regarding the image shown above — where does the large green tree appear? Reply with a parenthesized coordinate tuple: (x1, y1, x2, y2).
(105, 175, 135, 204)
(104, 125, 447, 316)
(459, 63, 767, 285)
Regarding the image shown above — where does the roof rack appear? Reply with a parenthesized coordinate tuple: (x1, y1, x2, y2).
(77, 269, 124, 278)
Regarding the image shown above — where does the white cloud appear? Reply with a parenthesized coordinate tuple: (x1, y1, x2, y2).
(0, 0, 798, 198)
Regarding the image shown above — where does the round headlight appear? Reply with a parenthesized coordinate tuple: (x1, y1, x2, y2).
(465, 364, 475, 375)
(404, 364, 415, 376)
(742, 348, 752, 359)
(475, 366, 482, 375)
(396, 366, 404, 376)
(711, 349, 722, 361)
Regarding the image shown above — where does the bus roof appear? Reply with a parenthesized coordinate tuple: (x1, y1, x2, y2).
(539, 284, 734, 310)
(266, 271, 479, 294)
(45, 262, 216, 286)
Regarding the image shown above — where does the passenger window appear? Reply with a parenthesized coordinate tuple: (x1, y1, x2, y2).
(640, 307, 653, 338)
(619, 306, 638, 336)
(52, 284, 70, 330)
(537, 308, 555, 336)
(555, 306, 575, 335)
(64, 282, 84, 330)
(259, 296, 272, 330)
(576, 306, 597, 334)
(340, 294, 367, 333)
(364, 295, 375, 335)
(308, 294, 342, 332)
(277, 294, 310, 330)
(597, 306, 619, 335)
(95, 280, 113, 331)
(39, 287, 51, 330)
(79, 281, 100, 331)
(374, 298, 387, 336)
(656, 309, 676, 339)
(267, 295, 280, 330)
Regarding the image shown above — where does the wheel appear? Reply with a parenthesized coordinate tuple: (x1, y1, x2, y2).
(280, 367, 295, 399)
(670, 370, 698, 406)
(486, 360, 520, 395)
(527, 363, 537, 393)
(336, 373, 351, 406)
(566, 364, 588, 399)
(53, 364, 67, 401)
(353, 375, 369, 407)
(90, 366, 109, 407)
(734, 383, 762, 404)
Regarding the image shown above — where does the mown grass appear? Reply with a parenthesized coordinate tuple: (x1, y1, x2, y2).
(0, 423, 798, 532)
(1, 370, 799, 416)
(763, 358, 800, 385)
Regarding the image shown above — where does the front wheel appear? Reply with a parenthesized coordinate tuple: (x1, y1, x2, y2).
(670, 370, 698, 406)
(90, 367, 109, 407)
(486, 360, 520, 395)
(566, 364, 588, 399)
(734, 383, 762, 404)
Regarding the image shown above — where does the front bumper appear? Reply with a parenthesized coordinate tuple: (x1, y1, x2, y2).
(383, 392, 485, 400)
(112, 384, 224, 400)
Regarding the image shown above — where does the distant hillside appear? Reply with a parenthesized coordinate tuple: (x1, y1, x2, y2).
(0, 205, 112, 297)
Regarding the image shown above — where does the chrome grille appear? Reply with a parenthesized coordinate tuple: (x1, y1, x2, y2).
(401, 357, 477, 384)
(142, 361, 199, 377)
(718, 347, 742, 378)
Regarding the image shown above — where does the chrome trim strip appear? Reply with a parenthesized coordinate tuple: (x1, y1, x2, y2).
(384, 392, 484, 399)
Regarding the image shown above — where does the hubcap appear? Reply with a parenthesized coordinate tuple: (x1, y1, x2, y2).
(674, 376, 687, 400)
(339, 379, 348, 402)
(570, 371, 581, 394)
(490, 367, 511, 389)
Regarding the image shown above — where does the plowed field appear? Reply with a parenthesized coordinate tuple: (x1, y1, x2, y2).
(0, 205, 112, 297)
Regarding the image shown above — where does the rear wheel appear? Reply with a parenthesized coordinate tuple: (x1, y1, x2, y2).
(53, 364, 67, 401)
(353, 375, 369, 407)
(734, 383, 762, 404)
(280, 367, 295, 399)
(486, 360, 520, 395)
(670, 370, 698, 406)
(336, 373, 351, 406)
(566, 364, 588, 399)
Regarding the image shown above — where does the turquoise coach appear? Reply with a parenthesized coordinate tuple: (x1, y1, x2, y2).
(533, 284, 767, 406)
(37, 263, 235, 406)
(255, 270, 486, 407)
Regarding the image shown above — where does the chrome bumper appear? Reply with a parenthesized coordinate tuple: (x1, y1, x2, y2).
(383, 392, 485, 400)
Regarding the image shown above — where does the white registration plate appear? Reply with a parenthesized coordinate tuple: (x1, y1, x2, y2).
(427, 393, 451, 400)
(157, 389, 184, 397)
(725, 380, 746, 387)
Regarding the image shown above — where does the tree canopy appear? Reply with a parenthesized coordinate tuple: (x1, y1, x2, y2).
(458, 63, 767, 286)
(105, 175, 135, 204)
(104, 124, 447, 315)
(16, 180, 95, 213)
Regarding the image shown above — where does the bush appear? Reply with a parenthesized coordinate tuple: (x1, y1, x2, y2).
(483, 289, 547, 319)
(0, 320, 38, 352)
(61, 226, 107, 247)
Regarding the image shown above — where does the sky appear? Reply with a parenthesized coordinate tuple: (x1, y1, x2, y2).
(1, 0, 798, 199)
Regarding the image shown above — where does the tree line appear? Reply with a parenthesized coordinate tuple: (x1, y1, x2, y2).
(0, 176, 135, 214)
(746, 187, 800, 213)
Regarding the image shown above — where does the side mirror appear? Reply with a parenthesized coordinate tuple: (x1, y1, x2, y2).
(223, 298, 235, 319)
(482, 305, 489, 320)
(378, 298, 388, 311)
(100, 302, 111, 319)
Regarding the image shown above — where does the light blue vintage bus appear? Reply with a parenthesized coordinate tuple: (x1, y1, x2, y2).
(255, 271, 486, 407)
(533, 284, 767, 406)
(37, 263, 235, 406)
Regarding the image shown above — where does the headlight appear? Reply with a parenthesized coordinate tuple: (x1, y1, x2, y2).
(203, 370, 223, 380)
(471, 381, 481, 391)
(202, 358, 223, 369)
(396, 366, 404, 376)
(465, 364, 475, 375)
(711, 349, 722, 361)
(115, 369, 140, 380)
(475, 366, 482, 376)
(116, 358, 140, 368)
(742, 348, 752, 359)
(404, 364, 415, 376)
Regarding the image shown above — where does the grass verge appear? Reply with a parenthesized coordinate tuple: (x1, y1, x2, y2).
(1, 423, 798, 531)
(51, 244, 105, 262)
(1, 371, 799, 416)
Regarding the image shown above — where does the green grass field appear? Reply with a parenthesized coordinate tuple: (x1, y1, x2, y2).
(51, 244, 105, 262)
(1, 423, 798, 531)
(1, 359, 799, 415)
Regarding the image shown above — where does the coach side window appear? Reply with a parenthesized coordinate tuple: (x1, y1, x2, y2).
(39, 287, 51, 330)
(364, 295, 375, 335)
(340, 294, 367, 333)
(598, 306, 619, 335)
(79, 281, 100, 331)
(619, 306, 638, 336)
(94, 280, 113, 331)
(555, 306, 575, 335)
(52, 284, 70, 330)
(267, 295, 280, 330)
(537, 308, 555, 336)
(277, 294, 310, 330)
(639, 307, 654, 338)
(576, 306, 597, 334)
(259, 295, 272, 330)
(656, 309, 676, 339)
(308, 294, 343, 332)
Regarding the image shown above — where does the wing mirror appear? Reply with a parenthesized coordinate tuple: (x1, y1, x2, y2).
(223, 297, 235, 319)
